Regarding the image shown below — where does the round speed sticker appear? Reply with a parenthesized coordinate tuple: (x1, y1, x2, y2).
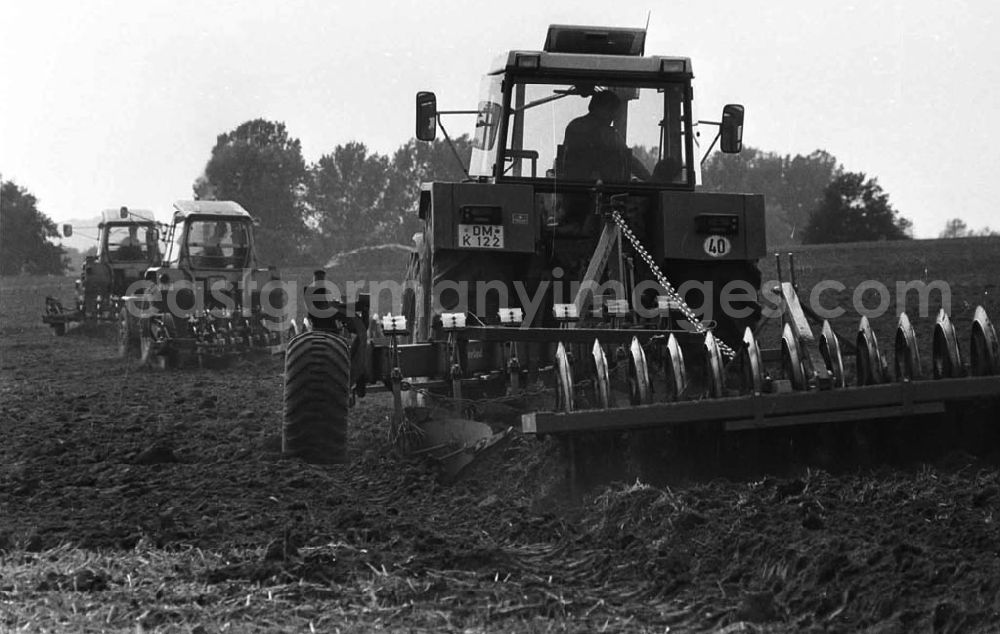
(703, 236, 731, 257)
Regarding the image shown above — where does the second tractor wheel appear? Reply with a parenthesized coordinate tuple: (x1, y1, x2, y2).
(283, 330, 351, 464)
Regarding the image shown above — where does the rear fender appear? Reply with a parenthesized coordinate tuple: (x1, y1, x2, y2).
(81, 261, 112, 292)
(425, 182, 538, 254)
(243, 267, 283, 312)
(653, 191, 766, 261)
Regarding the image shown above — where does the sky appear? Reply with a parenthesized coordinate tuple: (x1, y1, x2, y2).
(2, 0, 998, 240)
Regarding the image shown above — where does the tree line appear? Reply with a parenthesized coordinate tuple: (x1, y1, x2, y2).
(938, 218, 998, 239)
(4, 121, 989, 276)
(198, 125, 917, 264)
(701, 147, 912, 245)
(0, 181, 68, 276)
(192, 119, 471, 266)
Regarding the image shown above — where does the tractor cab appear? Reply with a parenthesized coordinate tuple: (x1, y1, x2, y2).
(419, 24, 743, 192)
(161, 200, 257, 276)
(78, 208, 160, 312)
(99, 216, 161, 265)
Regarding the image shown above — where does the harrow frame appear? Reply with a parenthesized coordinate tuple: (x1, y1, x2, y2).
(366, 253, 1000, 458)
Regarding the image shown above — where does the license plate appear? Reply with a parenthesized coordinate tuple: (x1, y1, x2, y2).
(458, 224, 504, 249)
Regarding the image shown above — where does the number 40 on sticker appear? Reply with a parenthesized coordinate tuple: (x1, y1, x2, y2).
(703, 236, 731, 257)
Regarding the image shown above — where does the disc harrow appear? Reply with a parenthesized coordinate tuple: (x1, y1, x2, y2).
(522, 283, 1000, 437)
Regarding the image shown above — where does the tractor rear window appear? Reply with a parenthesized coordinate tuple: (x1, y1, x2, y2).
(105, 224, 159, 262)
(186, 220, 251, 269)
(502, 82, 692, 185)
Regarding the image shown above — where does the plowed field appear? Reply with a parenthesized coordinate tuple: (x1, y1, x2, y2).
(3, 239, 1000, 632)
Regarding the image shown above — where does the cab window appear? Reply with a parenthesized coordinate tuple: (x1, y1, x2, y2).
(185, 220, 251, 269)
(105, 224, 159, 262)
(502, 81, 692, 185)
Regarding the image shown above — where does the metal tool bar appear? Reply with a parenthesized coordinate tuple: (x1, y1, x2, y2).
(522, 376, 1000, 435)
(460, 326, 702, 345)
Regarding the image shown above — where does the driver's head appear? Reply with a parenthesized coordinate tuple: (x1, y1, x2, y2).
(588, 91, 622, 122)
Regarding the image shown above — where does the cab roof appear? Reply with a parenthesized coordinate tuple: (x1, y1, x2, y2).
(495, 51, 692, 78)
(490, 24, 691, 78)
(172, 200, 252, 221)
(544, 24, 646, 56)
(99, 207, 156, 225)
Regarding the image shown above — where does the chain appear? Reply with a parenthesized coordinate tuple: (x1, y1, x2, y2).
(610, 208, 736, 361)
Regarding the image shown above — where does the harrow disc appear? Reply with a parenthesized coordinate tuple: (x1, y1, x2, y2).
(932, 310, 963, 379)
(781, 323, 806, 390)
(856, 315, 886, 386)
(894, 311, 922, 380)
(741, 327, 764, 395)
(590, 339, 613, 408)
(629, 336, 652, 405)
(704, 332, 725, 398)
(665, 333, 687, 401)
(555, 342, 575, 412)
(819, 320, 846, 388)
(970, 305, 1000, 376)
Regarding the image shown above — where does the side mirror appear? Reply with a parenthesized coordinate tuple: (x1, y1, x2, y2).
(416, 91, 437, 142)
(720, 104, 745, 153)
(119, 206, 129, 219)
(62, 224, 73, 237)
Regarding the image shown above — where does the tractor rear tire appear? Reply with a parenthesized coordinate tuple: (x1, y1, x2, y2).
(52, 323, 66, 337)
(283, 330, 351, 464)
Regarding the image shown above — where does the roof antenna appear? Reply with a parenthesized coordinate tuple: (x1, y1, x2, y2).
(642, 10, 651, 55)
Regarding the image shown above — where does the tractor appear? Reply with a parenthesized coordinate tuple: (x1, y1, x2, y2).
(43, 207, 162, 336)
(120, 200, 292, 367)
(283, 24, 1000, 474)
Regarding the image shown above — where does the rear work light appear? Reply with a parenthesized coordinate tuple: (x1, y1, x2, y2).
(381, 314, 407, 335)
(660, 59, 687, 74)
(440, 312, 467, 330)
(515, 54, 541, 69)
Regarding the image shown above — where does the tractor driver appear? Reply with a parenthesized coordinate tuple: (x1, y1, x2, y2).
(116, 226, 144, 260)
(144, 226, 160, 262)
(187, 221, 228, 268)
(561, 91, 651, 183)
(204, 222, 227, 254)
